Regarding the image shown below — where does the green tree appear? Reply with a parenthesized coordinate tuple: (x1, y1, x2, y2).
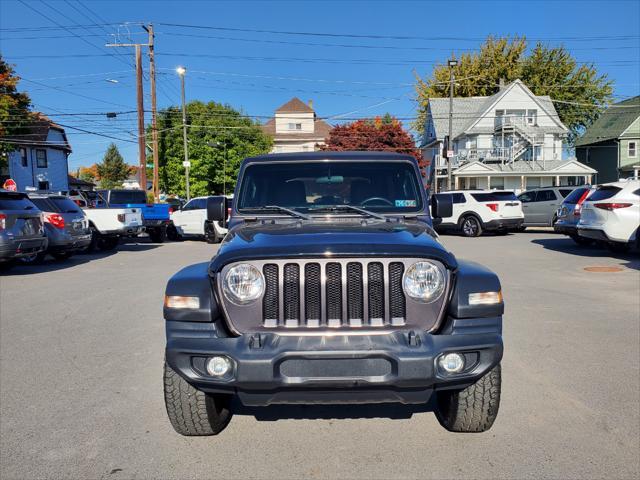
(0, 56, 34, 170)
(155, 101, 272, 197)
(96, 144, 130, 189)
(413, 36, 613, 143)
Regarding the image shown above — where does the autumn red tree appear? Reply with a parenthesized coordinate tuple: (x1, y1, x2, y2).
(322, 115, 426, 173)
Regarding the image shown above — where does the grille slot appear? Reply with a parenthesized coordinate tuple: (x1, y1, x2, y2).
(263, 264, 279, 327)
(283, 263, 300, 327)
(326, 263, 343, 327)
(389, 262, 406, 326)
(260, 260, 414, 329)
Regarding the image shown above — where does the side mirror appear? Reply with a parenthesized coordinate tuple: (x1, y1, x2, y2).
(206, 196, 226, 222)
(431, 193, 453, 219)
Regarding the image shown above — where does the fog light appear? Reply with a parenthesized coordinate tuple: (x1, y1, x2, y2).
(206, 356, 232, 377)
(438, 352, 465, 374)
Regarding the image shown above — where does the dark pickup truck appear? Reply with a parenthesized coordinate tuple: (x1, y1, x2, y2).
(163, 151, 504, 435)
(95, 189, 170, 242)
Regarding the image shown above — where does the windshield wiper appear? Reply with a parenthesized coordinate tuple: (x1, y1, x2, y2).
(309, 204, 388, 221)
(245, 205, 311, 220)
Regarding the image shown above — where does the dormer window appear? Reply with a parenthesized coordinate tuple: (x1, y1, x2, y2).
(288, 123, 302, 130)
(526, 109, 537, 125)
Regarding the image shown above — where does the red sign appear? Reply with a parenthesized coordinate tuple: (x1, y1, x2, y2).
(2, 179, 17, 191)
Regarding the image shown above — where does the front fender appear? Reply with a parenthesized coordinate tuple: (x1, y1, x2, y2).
(164, 262, 219, 322)
(448, 260, 504, 319)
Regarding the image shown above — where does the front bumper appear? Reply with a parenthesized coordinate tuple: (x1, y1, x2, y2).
(166, 319, 503, 406)
(484, 217, 523, 230)
(0, 236, 48, 261)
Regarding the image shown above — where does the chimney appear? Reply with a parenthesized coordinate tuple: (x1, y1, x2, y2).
(499, 78, 506, 90)
(308, 99, 314, 110)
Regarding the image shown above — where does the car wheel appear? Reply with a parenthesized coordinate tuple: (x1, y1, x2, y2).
(50, 251, 73, 261)
(570, 235, 593, 246)
(551, 214, 558, 227)
(98, 236, 119, 251)
(166, 223, 181, 241)
(149, 226, 167, 243)
(460, 215, 483, 237)
(163, 361, 232, 436)
(84, 227, 100, 253)
(204, 222, 220, 244)
(18, 251, 46, 265)
(435, 363, 501, 433)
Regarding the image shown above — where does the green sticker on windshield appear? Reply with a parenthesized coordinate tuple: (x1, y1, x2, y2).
(395, 200, 416, 207)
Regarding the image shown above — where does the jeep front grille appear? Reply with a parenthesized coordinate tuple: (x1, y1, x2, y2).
(217, 258, 450, 334)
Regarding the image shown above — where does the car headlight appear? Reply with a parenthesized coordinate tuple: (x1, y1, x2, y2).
(402, 261, 445, 303)
(223, 263, 264, 305)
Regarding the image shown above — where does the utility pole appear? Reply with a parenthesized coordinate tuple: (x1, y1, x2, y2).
(176, 66, 190, 201)
(135, 45, 147, 193)
(447, 59, 458, 191)
(106, 34, 151, 193)
(144, 24, 160, 202)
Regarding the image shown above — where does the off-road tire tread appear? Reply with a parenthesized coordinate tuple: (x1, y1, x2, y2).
(436, 363, 501, 433)
(163, 362, 231, 436)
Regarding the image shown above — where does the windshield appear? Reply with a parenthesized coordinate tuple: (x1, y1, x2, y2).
(237, 161, 423, 214)
(108, 190, 147, 204)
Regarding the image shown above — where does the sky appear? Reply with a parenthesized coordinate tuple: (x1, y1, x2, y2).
(1, 0, 639, 171)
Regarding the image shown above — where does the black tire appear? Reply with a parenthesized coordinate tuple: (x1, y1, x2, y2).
(204, 222, 219, 244)
(50, 251, 73, 261)
(85, 226, 100, 253)
(166, 223, 181, 241)
(570, 234, 593, 246)
(460, 215, 483, 237)
(551, 214, 558, 227)
(149, 226, 167, 243)
(515, 225, 526, 232)
(435, 363, 501, 433)
(163, 361, 232, 436)
(98, 236, 119, 251)
(18, 251, 46, 265)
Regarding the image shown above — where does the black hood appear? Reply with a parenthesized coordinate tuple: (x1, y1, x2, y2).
(209, 220, 457, 273)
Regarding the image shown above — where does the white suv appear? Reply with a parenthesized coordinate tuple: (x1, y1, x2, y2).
(433, 190, 524, 237)
(168, 196, 229, 243)
(577, 179, 640, 252)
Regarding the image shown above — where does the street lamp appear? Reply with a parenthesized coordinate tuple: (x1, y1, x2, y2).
(176, 66, 190, 200)
(446, 59, 458, 191)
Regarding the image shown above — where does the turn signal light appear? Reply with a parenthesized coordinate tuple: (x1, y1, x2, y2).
(0, 213, 5, 230)
(164, 295, 200, 309)
(45, 213, 65, 229)
(468, 291, 502, 305)
(594, 203, 632, 211)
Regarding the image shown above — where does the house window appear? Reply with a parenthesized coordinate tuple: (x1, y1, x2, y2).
(288, 123, 302, 130)
(35, 149, 47, 168)
(526, 109, 537, 125)
(38, 181, 49, 190)
(629, 142, 637, 158)
(19, 148, 28, 167)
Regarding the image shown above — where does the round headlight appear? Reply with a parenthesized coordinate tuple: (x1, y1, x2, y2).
(223, 263, 264, 305)
(403, 261, 445, 303)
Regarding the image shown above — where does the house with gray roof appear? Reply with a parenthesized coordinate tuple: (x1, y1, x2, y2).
(421, 79, 595, 192)
(575, 96, 640, 182)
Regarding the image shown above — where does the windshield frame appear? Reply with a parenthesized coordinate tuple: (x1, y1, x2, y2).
(234, 159, 427, 218)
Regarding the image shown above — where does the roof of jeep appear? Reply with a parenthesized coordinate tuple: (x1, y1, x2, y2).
(243, 151, 418, 164)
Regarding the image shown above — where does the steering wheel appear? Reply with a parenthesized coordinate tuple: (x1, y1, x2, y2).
(361, 197, 393, 206)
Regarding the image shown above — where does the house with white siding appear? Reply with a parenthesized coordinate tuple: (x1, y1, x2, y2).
(261, 97, 332, 153)
(2, 115, 71, 191)
(421, 79, 595, 192)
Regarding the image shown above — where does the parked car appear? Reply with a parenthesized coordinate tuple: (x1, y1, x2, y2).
(82, 202, 144, 251)
(577, 179, 640, 252)
(0, 190, 47, 269)
(167, 196, 228, 243)
(163, 151, 504, 436)
(19, 193, 92, 264)
(554, 186, 596, 245)
(432, 190, 524, 237)
(96, 189, 170, 243)
(517, 187, 576, 227)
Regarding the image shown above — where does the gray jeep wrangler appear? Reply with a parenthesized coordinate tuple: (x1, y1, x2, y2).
(163, 151, 503, 435)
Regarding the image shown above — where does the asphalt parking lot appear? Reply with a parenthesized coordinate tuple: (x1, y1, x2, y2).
(1, 231, 638, 480)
